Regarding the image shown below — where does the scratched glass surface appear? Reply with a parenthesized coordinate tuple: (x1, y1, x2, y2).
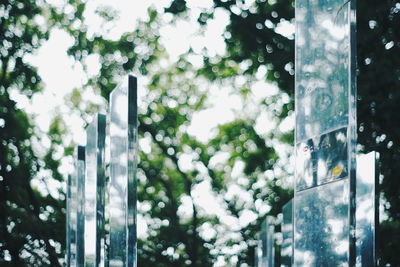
(295, 0, 351, 142)
(76, 146, 85, 266)
(85, 114, 106, 267)
(355, 152, 377, 267)
(281, 200, 293, 267)
(109, 75, 138, 267)
(294, 179, 349, 267)
(296, 127, 348, 191)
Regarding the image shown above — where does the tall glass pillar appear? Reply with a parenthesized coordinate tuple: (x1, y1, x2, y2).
(355, 152, 378, 266)
(66, 174, 75, 266)
(76, 146, 85, 266)
(281, 200, 293, 267)
(260, 217, 275, 267)
(109, 75, 138, 266)
(85, 114, 106, 266)
(294, 0, 357, 265)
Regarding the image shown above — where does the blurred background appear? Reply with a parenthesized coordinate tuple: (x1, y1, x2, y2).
(0, 0, 399, 266)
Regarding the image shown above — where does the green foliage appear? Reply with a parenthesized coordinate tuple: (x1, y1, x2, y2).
(166, 0, 400, 264)
(66, 5, 293, 265)
(4, 0, 398, 265)
(0, 0, 84, 265)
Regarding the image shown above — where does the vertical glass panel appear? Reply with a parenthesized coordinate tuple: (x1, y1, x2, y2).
(260, 217, 275, 267)
(85, 114, 106, 266)
(296, 127, 348, 191)
(295, 0, 351, 142)
(355, 152, 378, 267)
(281, 200, 293, 267)
(261, 221, 267, 266)
(109, 75, 138, 267)
(255, 238, 262, 267)
(76, 146, 85, 266)
(267, 220, 275, 267)
(294, 179, 349, 266)
(66, 174, 72, 266)
(295, 0, 356, 264)
(67, 155, 79, 266)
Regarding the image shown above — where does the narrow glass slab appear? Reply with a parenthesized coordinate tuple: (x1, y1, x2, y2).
(76, 146, 85, 266)
(355, 152, 378, 267)
(296, 127, 348, 191)
(255, 238, 262, 267)
(85, 114, 106, 266)
(260, 217, 275, 267)
(295, 0, 351, 142)
(294, 179, 349, 266)
(109, 75, 138, 266)
(295, 0, 356, 265)
(67, 153, 79, 267)
(281, 200, 293, 267)
(66, 174, 73, 266)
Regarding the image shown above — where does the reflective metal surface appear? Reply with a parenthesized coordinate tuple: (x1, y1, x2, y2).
(281, 200, 293, 267)
(355, 152, 378, 267)
(260, 217, 274, 267)
(76, 146, 85, 266)
(85, 114, 106, 266)
(109, 75, 138, 267)
(295, 0, 357, 265)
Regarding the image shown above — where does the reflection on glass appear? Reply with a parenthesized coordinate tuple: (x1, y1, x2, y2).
(85, 114, 106, 266)
(255, 238, 262, 267)
(66, 174, 74, 266)
(355, 152, 378, 267)
(296, 127, 348, 191)
(281, 200, 293, 267)
(295, 0, 357, 265)
(76, 146, 85, 266)
(260, 217, 275, 267)
(295, 0, 351, 142)
(294, 179, 349, 266)
(109, 75, 138, 267)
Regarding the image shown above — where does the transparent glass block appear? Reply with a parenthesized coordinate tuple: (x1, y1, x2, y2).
(294, 179, 349, 267)
(295, 0, 351, 142)
(66, 174, 74, 266)
(109, 75, 138, 267)
(255, 238, 262, 267)
(281, 200, 293, 267)
(85, 114, 106, 266)
(76, 146, 85, 266)
(260, 217, 275, 267)
(294, 0, 357, 264)
(355, 152, 378, 267)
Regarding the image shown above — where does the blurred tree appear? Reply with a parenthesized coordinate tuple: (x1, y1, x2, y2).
(0, 0, 84, 265)
(67, 6, 293, 266)
(166, 0, 400, 265)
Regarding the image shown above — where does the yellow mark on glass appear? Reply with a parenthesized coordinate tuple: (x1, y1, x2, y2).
(332, 165, 344, 176)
